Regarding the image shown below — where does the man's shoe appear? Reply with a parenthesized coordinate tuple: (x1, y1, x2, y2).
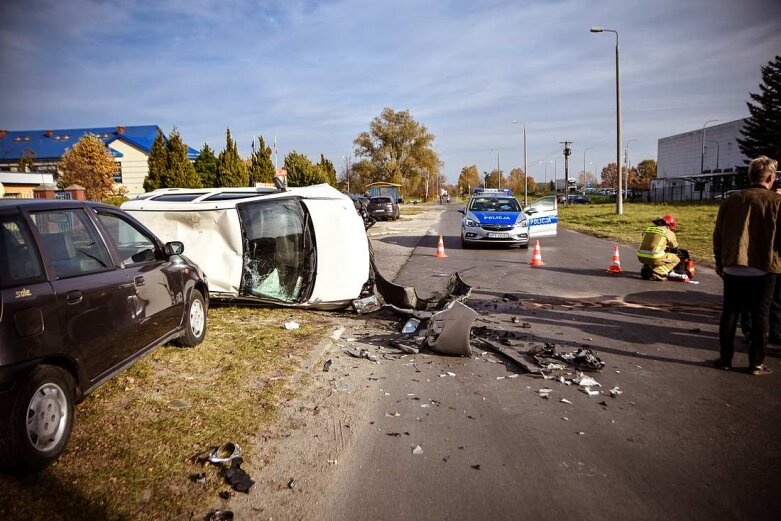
(749, 364, 773, 375)
(710, 358, 732, 371)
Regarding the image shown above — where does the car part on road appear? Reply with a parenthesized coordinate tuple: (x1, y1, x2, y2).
(402, 318, 420, 334)
(322, 359, 333, 372)
(426, 301, 479, 356)
(208, 442, 243, 465)
(353, 295, 384, 314)
(206, 510, 234, 521)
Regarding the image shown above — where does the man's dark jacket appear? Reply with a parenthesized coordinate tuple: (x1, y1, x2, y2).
(713, 185, 781, 273)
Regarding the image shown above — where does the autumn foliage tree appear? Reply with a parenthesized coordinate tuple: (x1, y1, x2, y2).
(457, 165, 480, 195)
(354, 108, 439, 198)
(59, 133, 125, 201)
(601, 162, 619, 187)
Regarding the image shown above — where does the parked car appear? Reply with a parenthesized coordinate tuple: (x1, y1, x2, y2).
(567, 195, 591, 204)
(122, 184, 371, 309)
(367, 196, 400, 221)
(0, 199, 208, 472)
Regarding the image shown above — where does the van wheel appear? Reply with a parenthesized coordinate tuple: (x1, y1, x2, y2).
(177, 289, 206, 347)
(3, 365, 75, 473)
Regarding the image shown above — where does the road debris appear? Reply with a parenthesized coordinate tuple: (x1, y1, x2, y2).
(287, 478, 297, 490)
(412, 445, 424, 455)
(190, 442, 254, 494)
(537, 388, 553, 399)
(609, 386, 623, 397)
(329, 327, 345, 341)
(402, 318, 421, 334)
(353, 295, 384, 314)
(283, 321, 300, 330)
(206, 510, 234, 521)
(560, 398, 572, 404)
(322, 359, 332, 372)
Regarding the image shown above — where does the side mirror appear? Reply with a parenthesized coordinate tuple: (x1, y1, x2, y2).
(164, 241, 184, 256)
(525, 208, 537, 214)
(458, 207, 465, 215)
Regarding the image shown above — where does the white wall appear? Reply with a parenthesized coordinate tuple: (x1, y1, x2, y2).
(656, 119, 749, 180)
(108, 140, 149, 197)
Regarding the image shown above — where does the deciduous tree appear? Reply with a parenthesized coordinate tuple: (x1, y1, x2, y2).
(601, 162, 618, 187)
(353, 108, 439, 197)
(457, 165, 480, 195)
(506, 167, 527, 196)
(59, 133, 125, 201)
(636, 159, 657, 188)
(738, 55, 781, 161)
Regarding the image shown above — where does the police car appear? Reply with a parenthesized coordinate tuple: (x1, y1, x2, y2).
(459, 189, 558, 248)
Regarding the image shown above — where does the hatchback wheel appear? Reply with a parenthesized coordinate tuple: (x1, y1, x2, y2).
(3, 365, 75, 472)
(177, 289, 207, 347)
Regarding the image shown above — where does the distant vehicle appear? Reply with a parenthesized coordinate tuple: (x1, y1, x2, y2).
(122, 184, 372, 309)
(367, 196, 400, 221)
(459, 188, 558, 248)
(1, 199, 208, 472)
(567, 195, 591, 204)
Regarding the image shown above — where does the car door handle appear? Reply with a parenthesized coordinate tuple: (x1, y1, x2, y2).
(134, 276, 145, 287)
(66, 290, 83, 305)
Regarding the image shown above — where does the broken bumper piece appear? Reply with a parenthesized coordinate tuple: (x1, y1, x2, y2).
(426, 300, 479, 356)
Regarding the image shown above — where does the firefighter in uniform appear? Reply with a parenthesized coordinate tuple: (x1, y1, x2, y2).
(637, 214, 680, 281)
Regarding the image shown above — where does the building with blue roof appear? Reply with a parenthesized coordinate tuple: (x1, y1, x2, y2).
(0, 125, 199, 196)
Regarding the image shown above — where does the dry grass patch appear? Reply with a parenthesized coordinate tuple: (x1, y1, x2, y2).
(559, 202, 720, 267)
(0, 306, 335, 520)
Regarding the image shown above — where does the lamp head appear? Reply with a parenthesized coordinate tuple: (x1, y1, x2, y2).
(590, 26, 604, 32)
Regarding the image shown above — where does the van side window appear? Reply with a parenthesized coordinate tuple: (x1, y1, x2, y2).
(30, 209, 112, 279)
(96, 211, 159, 265)
(0, 216, 45, 288)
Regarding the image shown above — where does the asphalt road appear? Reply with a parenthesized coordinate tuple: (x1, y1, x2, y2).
(321, 204, 781, 521)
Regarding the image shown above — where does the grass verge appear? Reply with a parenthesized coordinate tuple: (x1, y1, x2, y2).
(558, 201, 719, 267)
(0, 306, 334, 520)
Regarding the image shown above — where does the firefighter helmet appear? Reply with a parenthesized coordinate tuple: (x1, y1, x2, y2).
(653, 214, 677, 231)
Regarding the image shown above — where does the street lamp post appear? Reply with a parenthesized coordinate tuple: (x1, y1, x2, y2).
(700, 120, 719, 175)
(583, 147, 593, 190)
(513, 120, 528, 206)
(591, 26, 622, 215)
(341, 155, 352, 194)
(490, 148, 501, 189)
(625, 138, 637, 200)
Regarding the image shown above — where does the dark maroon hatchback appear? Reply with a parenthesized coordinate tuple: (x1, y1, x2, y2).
(0, 199, 208, 472)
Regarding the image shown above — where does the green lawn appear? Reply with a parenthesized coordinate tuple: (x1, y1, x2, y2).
(558, 201, 719, 267)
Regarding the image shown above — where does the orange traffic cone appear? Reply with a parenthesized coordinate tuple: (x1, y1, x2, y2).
(435, 235, 448, 258)
(529, 240, 545, 267)
(606, 244, 623, 274)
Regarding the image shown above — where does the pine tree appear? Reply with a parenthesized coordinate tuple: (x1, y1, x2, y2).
(166, 128, 202, 188)
(319, 154, 337, 187)
(216, 129, 249, 187)
(738, 55, 781, 161)
(144, 129, 168, 191)
(285, 151, 326, 187)
(248, 136, 276, 185)
(59, 133, 123, 201)
(194, 143, 218, 188)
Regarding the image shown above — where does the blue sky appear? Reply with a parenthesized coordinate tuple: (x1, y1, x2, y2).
(1, 0, 779, 185)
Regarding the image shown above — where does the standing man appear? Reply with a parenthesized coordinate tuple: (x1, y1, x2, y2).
(713, 155, 781, 375)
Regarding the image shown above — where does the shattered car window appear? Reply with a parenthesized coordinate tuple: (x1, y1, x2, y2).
(238, 199, 312, 303)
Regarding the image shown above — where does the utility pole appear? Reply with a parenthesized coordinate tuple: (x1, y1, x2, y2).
(561, 141, 573, 204)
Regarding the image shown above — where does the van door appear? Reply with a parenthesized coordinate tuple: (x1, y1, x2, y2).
(525, 196, 558, 238)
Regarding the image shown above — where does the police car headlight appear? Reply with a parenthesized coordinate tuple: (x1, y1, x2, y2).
(464, 218, 478, 227)
(516, 218, 527, 227)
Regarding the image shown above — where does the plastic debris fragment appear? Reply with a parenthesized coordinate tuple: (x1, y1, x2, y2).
(283, 321, 300, 330)
(580, 388, 600, 397)
(560, 398, 572, 404)
(323, 359, 332, 372)
(412, 445, 424, 455)
(609, 386, 623, 397)
(402, 318, 421, 334)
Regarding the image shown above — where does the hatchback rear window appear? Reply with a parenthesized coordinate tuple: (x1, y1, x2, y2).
(0, 216, 45, 288)
(371, 197, 392, 204)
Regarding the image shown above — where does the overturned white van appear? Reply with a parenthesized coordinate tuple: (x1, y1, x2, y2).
(122, 184, 370, 309)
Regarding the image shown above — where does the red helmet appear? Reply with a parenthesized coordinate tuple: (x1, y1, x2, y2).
(658, 214, 677, 231)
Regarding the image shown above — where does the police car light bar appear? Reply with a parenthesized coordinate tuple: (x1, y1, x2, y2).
(474, 188, 512, 195)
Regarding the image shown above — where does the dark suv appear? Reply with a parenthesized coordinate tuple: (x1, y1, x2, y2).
(0, 199, 208, 472)
(367, 196, 400, 221)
